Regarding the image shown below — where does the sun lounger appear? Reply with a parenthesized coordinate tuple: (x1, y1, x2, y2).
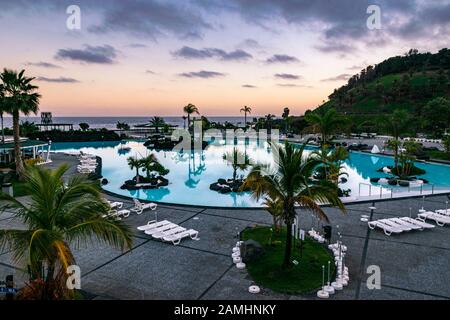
(378, 219, 412, 231)
(389, 218, 423, 230)
(107, 201, 123, 209)
(131, 199, 157, 215)
(152, 226, 186, 240)
(418, 212, 450, 226)
(399, 217, 435, 229)
(137, 220, 170, 231)
(368, 220, 403, 236)
(162, 229, 199, 245)
(436, 209, 450, 216)
(144, 223, 177, 236)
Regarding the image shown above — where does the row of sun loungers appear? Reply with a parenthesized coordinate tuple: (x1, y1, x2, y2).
(137, 219, 199, 245)
(418, 210, 450, 227)
(77, 152, 98, 174)
(368, 216, 435, 236)
(102, 199, 157, 220)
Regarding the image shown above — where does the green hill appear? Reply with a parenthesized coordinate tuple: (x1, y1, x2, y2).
(317, 48, 450, 133)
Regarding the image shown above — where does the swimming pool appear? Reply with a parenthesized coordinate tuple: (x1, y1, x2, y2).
(52, 140, 450, 207)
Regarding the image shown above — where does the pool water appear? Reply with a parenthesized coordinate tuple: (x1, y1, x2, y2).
(52, 140, 450, 207)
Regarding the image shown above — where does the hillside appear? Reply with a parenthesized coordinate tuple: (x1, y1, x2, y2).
(317, 49, 450, 131)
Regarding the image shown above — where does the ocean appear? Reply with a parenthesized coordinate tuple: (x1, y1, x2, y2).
(1, 116, 252, 130)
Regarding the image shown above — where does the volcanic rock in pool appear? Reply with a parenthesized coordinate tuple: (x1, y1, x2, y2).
(388, 179, 398, 186)
(219, 186, 232, 194)
(398, 181, 410, 187)
(370, 177, 380, 183)
(101, 178, 109, 185)
(209, 182, 221, 191)
(218, 178, 227, 185)
(340, 177, 348, 183)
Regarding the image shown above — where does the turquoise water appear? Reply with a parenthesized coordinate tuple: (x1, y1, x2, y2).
(51, 140, 450, 207)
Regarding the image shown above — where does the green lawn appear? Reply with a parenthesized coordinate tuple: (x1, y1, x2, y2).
(241, 226, 335, 294)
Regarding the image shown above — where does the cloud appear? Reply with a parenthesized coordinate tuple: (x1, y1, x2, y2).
(36, 76, 79, 83)
(173, 46, 252, 61)
(55, 45, 118, 64)
(277, 83, 312, 88)
(274, 73, 301, 80)
(239, 39, 261, 48)
(178, 70, 226, 79)
(266, 54, 300, 64)
(25, 61, 61, 69)
(315, 42, 355, 54)
(321, 74, 352, 82)
(145, 70, 156, 74)
(242, 84, 257, 88)
(128, 43, 147, 48)
(87, 0, 211, 40)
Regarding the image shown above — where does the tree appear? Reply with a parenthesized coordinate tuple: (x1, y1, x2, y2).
(0, 165, 132, 299)
(305, 108, 347, 145)
(240, 106, 252, 128)
(265, 114, 275, 132)
(140, 154, 169, 179)
(0, 69, 41, 180)
(182, 116, 187, 130)
(149, 116, 166, 134)
(79, 123, 90, 131)
(0, 84, 6, 143)
(422, 97, 450, 136)
(20, 121, 38, 136)
(183, 103, 199, 133)
(116, 122, 130, 131)
(242, 142, 345, 268)
(312, 146, 349, 186)
(381, 109, 411, 173)
(282, 107, 290, 133)
(223, 148, 250, 181)
(127, 156, 142, 183)
(443, 135, 450, 155)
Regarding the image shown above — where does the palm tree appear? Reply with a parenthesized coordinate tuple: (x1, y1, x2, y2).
(265, 114, 275, 132)
(0, 69, 41, 180)
(305, 108, 346, 146)
(182, 116, 187, 130)
(282, 107, 290, 134)
(140, 154, 169, 179)
(223, 148, 250, 181)
(240, 106, 252, 128)
(149, 116, 166, 134)
(0, 165, 132, 299)
(312, 146, 349, 186)
(183, 103, 199, 132)
(242, 142, 345, 268)
(0, 84, 6, 143)
(381, 109, 411, 173)
(127, 156, 142, 183)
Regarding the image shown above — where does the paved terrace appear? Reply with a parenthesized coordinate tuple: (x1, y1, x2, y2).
(0, 154, 449, 300)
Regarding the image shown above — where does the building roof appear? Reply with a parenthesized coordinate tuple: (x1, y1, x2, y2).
(0, 140, 48, 151)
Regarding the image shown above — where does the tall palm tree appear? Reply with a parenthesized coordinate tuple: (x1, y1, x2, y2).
(223, 147, 250, 181)
(305, 108, 346, 146)
(0, 165, 132, 300)
(127, 156, 142, 183)
(0, 69, 41, 180)
(242, 142, 345, 268)
(0, 84, 6, 143)
(282, 107, 290, 134)
(381, 109, 411, 173)
(182, 115, 187, 130)
(183, 103, 199, 133)
(149, 116, 166, 134)
(240, 106, 252, 128)
(265, 114, 275, 132)
(140, 154, 169, 179)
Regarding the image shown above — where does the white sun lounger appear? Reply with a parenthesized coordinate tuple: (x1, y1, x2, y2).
(162, 229, 199, 245)
(107, 201, 123, 209)
(390, 218, 425, 230)
(378, 219, 412, 231)
(436, 209, 450, 216)
(144, 223, 177, 235)
(418, 212, 450, 226)
(399, 217, 435, 229)
(368, 220, 403, 236)
(137, 220, 170, 231)
(144, 223, 177, 236)
(152, 226, 186, 240)
(131, 199, 157, 215)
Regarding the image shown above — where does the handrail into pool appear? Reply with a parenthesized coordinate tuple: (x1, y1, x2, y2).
(357, 181, 440, 201)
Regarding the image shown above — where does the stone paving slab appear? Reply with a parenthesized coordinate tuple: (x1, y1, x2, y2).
(81, 240, 231, 300)
(202, 208, 272, 225)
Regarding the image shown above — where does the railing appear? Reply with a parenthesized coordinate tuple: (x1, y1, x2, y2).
(358, 181, 437, 200)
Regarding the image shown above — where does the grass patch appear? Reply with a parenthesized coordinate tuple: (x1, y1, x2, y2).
(241, 226, 335, 294)
(427, 150, 450, 161)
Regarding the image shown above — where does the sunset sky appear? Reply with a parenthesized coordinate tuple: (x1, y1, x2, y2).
(1, 0, 449, 116)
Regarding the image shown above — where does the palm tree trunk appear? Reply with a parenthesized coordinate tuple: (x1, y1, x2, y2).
(43, 262, 55, 300)
(244, 113, 247, 129)
(283, 220, 293, 268)
(187, 114, 191, 133)
(136, 168, 140, 184)
(12, 111, 25, 180)
(1, 112, 4, 143)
